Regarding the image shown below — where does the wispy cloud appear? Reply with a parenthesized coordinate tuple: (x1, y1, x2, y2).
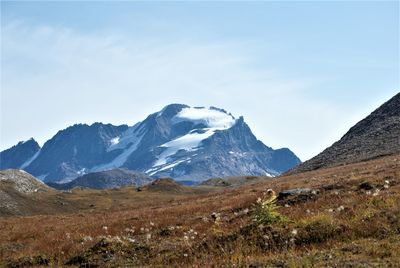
(1, 20, 370, 160)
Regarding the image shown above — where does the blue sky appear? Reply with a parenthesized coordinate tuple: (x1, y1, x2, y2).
(1, 1, 399, 160)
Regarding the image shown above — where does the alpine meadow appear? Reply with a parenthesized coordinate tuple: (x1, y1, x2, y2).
(0, 1, 399, 267)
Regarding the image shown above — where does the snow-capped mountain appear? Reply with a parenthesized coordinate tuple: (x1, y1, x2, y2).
(1, 104, 301, 183)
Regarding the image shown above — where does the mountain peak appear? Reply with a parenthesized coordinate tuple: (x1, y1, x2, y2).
(171, 105, 236, 129)
(0, 139, 40, 170)
(2, 104, 300, 183)
(156, 104, 235, 125)
(157, 104, 189, 118)
(19, 137, 36, 145)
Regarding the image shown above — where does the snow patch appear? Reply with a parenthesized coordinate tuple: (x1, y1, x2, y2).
(172, 106, 235, 128)
(155, 159, 187, 173)
(154, 129, 215, 166)
(147, 159, 189, 176)
(92, 132, 144, 172)
(153, 107, 237, 167)
(77, 168, 87, 176)
(110, 137, 120, 146)
(107, 123, 140, 152)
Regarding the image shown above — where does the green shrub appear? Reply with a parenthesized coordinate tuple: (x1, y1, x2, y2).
(253, 192, 287, 225)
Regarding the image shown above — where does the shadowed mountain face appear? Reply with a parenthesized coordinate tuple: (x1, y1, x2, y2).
(288, 92, 400, 174)
(1, 104, 301, 183)
(0, 139, 40, 170)
(47, 169, 153, 190)
(25, 123, 129, 182)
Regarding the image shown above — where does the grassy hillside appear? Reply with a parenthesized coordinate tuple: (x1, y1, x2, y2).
(0, 154, 399, 267)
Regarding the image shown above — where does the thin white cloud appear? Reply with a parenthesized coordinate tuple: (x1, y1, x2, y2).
(1, 20, 364, 160)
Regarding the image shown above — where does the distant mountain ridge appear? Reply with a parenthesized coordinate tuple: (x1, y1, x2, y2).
(47, 169, 153, 190)
(1, 104, 301, 183)
(24, 123, 129, 181)
(288, 92, 400, 174)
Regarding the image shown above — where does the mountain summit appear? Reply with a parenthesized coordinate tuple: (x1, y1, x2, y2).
(1, 104, 300, 183)
(288, 92, 400, 174)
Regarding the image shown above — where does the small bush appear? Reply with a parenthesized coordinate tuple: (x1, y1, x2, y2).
(253, 190, 287, 225)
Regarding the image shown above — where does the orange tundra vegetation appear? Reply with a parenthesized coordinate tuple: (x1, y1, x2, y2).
(0, 154, 399, 267)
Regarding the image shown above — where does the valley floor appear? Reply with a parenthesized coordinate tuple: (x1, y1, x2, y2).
(0, 155, 399, 267)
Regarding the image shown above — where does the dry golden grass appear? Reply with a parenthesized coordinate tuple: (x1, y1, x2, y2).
(0, 155, 399, 267)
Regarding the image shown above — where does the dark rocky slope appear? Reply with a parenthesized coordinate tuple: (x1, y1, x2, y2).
(288, 92, 400, 174)
(47, 169, 152, 190)
(25, 123, 129, 182)
(0, 139, 40, 169)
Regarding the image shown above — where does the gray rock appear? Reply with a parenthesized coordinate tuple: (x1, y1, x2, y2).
(277, 188, 319, 205)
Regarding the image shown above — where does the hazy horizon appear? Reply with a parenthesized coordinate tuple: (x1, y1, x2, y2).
(1, 1, 399, 161)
